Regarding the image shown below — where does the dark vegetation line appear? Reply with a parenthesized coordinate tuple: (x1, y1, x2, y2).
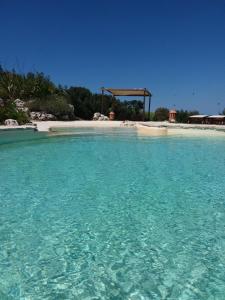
(0, 65, 202, 124)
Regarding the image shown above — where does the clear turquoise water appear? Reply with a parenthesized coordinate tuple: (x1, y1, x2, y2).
(1, 129, 225, 299)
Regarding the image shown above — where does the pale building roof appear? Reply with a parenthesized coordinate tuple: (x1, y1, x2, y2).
(208, 115, 225, 118)
(189, 115, 208, 118)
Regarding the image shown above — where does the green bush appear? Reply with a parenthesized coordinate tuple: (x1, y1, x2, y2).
(16, 110, 30, 124)
(28, 95, 74, 120)
(145, 111, 154, 121)
(0, 65, 56, 101)
(0, 102, 29, 125)
(153, 107, 169, 121)
(176, 110, 199, 123)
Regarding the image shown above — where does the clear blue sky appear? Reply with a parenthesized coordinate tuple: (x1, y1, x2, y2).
(1, 0, 225, 113)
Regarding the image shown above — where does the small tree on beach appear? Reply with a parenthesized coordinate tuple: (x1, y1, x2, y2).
(153, 107, 169, 121)
(176, 110, 199, 123)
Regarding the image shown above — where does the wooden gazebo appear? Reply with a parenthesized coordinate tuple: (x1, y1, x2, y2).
(101, 87, 152, 121)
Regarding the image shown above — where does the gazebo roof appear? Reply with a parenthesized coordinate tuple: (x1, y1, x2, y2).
(102, 88, 152, 97)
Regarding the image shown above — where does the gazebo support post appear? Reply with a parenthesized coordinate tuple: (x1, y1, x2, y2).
(143, 88, 146, 121)
(101, 88, 104, 114)
(148, 95, 151, 121)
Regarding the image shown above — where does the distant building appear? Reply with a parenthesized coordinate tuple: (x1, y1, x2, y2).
(188, 115, 208, 124)
(169, 110, 177, 123)
(206, 115, 225, 125)
(188, 114, 225, 125)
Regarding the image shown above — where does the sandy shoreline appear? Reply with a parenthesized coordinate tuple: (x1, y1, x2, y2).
(37, 120, 123, 131)
(137, 124, 225, 137)
(0, 120, 225, 137)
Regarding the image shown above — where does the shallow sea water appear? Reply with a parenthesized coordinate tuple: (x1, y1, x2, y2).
(0, 128, 225, 299)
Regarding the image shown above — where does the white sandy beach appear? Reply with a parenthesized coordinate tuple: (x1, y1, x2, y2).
(136, 123, 225, 137)
(36, 120, 123, 131)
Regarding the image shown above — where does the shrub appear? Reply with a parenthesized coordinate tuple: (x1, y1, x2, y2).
(28, 95, 74, 120)
(153, 107, 169, 121)
(0, 66, 56, 100)
(176, 110, 199, 123)
(0, 102, 29, 125)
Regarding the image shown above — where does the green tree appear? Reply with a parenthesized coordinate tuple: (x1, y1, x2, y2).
(153, 107, 169, 121)
(67, 87, 93, 119)
(0, 66, 56, 101)
(0, 102, 29, 124)
(176, 110, 199, 123)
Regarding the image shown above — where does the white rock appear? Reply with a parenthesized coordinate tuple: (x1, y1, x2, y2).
(68, 104, 74, 113)
(93, 112, 101, 120)
(93, 112, 109, 121)
(4, 119, 19, 126)
(23, 107, 29, 112)
(14, 99, 25, 108)
(14, 99, 29, 113)
(46, 113, 56, 120)
(30, 111, 56, 121)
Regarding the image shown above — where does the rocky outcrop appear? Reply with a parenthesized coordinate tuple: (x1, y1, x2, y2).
(68, 104, 75, 113)
(93, 112, 101, 120)
(14, 98, 25, 108)
(4, 119, 19, 126)
(14, 99, 29, 112)
(93, 112, 109, 121)
(30, 112, 56, 121)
